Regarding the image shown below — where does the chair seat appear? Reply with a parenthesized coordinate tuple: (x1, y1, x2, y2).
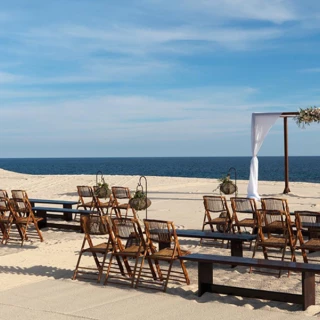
(113, 245, 144, 256)
(16, 217, 43, 223)
(238, 218, 255, 227)
(149, 248, 191, 260)
(297, 239, 320, 250)
(257, 236, 287, 247)
(83, 242, 110, 253)
(114, 204, 129, 209)
(98, 201, 113, 207)
(266, 221, 294, 229)
(206, 217, 227, 224)
(78, 201, 95, 208)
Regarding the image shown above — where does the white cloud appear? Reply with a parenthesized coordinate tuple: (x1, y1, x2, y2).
(0, 71, 24, 84)
(300, 68, 320, 73)
(19, 23, 284, 57)
(182, 0, 297, 24)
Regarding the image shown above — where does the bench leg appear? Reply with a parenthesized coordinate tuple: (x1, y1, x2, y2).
(302, 271, 315, 310)
(230, 240, 243, 268)
(198, 262, 212, 296)
(230, 239, 243, 257)
(63, 204, 73, 221)
(35, 210, 47, 229)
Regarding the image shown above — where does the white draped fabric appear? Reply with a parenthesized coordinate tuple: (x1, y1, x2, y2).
(247, 112, 282, 200)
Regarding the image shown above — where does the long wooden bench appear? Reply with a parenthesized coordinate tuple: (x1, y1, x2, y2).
(32, 206, 100, 230)
(175, 230, 256, 257)
(29, 199, 79, 221)
(180, 253, 320, 310)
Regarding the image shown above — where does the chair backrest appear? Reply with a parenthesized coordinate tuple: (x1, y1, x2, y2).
(112, 187, 131, 200)
(0, 190, 10, 214)
(230, 197, 257, 213)
(77, 186, 94, 198)
(81, 215, 109, 235)
(261, 198, 289, 214)
(77, 186, 97, 204)
(203, 195, 232, 221)
(11, 190, 32, 216)
(0, 189, 9, 199)
(111, 218, 145, 251)
(144, 219, 178, 245)
(295, 211, 320, 237)
(11, 190, 29, 201)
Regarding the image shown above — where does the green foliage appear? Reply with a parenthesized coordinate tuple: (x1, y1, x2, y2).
(94, 181, 110, 199)
(97, 182, 109, 189)
(133, 190, 146, 199)
(218, 174, 231, 184)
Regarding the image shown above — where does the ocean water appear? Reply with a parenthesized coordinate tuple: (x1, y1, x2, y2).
(0, 157, 319, 183)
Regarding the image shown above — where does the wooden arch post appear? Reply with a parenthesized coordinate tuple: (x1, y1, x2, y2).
(281, 112, 299, 194)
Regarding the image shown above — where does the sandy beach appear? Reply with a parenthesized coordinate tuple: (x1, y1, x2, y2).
(1, 168, 320, 319)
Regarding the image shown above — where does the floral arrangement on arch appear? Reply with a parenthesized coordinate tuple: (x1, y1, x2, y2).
(294, 106, 320, 128)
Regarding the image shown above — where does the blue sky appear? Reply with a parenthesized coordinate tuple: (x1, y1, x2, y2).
(0, 0, 319, 158)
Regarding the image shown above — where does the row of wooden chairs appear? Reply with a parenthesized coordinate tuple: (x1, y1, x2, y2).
(0, 189, 44, 245)
(252, 209, 320, 276)
(72, 215, 190, 292)
(202, 195, 320, 273)
(202, 196, 290, 235)
(77, 186, 136, 220)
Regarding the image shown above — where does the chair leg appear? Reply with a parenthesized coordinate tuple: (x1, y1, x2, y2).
(135, 256, 145, 288)
(104, 254, 115, 285)
(163, 261, 174, 292)
(72, 252, 83, 280)
(262, 246, 269, 260)
(301, 247, 308, 263)
(33, 220, 44, 242)
(250, 243, 259, 273)
(131, 255, 142, 287)
(279, 246, 287, 278)
(179, 259, 190, 285)
(200, 223, 205, 245)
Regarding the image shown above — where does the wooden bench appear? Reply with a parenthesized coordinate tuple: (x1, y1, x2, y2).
(180, 253, 320, 310)
(29, 199, 79, 221)
(32, 206, 100, 230)
(175, 230, 256, 257)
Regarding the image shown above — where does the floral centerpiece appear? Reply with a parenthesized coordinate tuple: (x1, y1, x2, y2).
(218, 174, 237, 195)
(129, 189, 151, 211)
(94, 178, 111, 199)
(294, 106, 320, 128)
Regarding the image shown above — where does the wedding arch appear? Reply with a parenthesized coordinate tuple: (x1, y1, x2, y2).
(247, 112, 298, 200)
(247, 107, 320, 199)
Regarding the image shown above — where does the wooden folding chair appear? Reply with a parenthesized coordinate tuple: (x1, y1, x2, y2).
(251, 209, 296, 277)
(202, 195, 233, 233)
(0, 190, 17, 244)
(295, 211, 320, 263)
(77, 186, 96, 211)
(73, 215, 112, 282)
(230, 197, 257, 234)
(110, 187, 137, 219)
(10, 190, 44, 245)
(104, 217, 151, 287)
(136, 219, 190, 292)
